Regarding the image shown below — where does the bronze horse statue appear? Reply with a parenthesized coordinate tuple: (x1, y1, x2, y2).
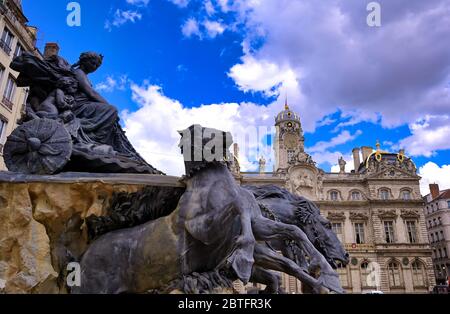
(74, 125, 343, 294)
(244, 185, 349, 293)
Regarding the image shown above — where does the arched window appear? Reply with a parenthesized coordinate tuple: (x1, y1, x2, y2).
(336, 261, 349, 288)
(379, 188, 390, 200)
(411, 260, 426, 287)
(360, 261, 377, 288)
(351, 191, 361, 200)
(330, 191, 339, 201)
(401, 190, 411, 200)
(387, 261, 402, 287)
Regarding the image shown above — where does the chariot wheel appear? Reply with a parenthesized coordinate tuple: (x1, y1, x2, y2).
(3, 118, 72, 175)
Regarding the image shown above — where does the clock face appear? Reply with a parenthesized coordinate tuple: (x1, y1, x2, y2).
(284, 133, 299, 149)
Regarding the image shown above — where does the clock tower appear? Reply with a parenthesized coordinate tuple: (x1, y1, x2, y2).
(274, 100, 305, 171)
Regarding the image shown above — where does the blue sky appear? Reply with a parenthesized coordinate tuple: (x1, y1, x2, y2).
(22, 0, 450, 194)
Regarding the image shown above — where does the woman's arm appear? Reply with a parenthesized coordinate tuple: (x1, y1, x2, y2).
(74, 69, 109, 104)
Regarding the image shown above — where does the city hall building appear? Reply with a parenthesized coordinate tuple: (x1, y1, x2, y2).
(232, 103, 435, 294)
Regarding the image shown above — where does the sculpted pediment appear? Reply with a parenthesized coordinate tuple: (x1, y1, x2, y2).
(377, 209, 398, 219)
(367, 166, 419, 180)
(349, 212, 369, 221)
(400, 209, 420, 219)
(327, 211, 346, 221)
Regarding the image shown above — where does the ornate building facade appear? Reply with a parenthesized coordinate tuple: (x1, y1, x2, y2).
(232, 103, 435, 294)
(0, 0, 39, 169)
(423, 184, 450, 285)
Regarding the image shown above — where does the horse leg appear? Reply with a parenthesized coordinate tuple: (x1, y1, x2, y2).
(251, 216, 343, 294)
(226, 191, 256, 284)
(250, 266, 282, 294)
(252, 243, 327, 294)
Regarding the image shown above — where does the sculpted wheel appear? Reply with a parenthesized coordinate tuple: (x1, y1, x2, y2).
(3, 118, 72, 175)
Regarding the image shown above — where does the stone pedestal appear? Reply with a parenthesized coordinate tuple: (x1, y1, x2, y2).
(0, 172, 182, 294)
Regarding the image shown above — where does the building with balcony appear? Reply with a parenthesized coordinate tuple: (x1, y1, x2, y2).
(0, 0, 39, 169)
(231, 102, 435, 294)
(423, 184, 450, 285)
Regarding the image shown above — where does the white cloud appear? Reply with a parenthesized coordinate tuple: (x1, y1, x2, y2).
(418, 162, 450, 195)
(308, 130, 362, 153)
(397, 115, 450, 157)
(204, 0, 215, 16)
(168, 0, 190, 8)
(181, 18, 201, 38)
(105, 9, 142, 30)
(207, 0, 450, 131)
(126, 0, 150, 6)
(203, 20, 226, 38)
(96, 75, 129, 92)
(122, 82, 283, 175)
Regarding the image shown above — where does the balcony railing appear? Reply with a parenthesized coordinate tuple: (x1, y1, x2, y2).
(2, 96, 14, 110)
(0, 39, 12, 56)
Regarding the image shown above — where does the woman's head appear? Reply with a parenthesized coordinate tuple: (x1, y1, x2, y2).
(78, 52, 104, 73)
(56, 77, 78, 94)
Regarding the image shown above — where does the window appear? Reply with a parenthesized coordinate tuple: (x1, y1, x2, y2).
(388, 261, 402, 287)
(438, 217, 442, 225)
(402, 190, 411, 200)
(411, 261, 426, 287)
(354, 223, 365, 244)
(287, 149, 295, 163)
(13, 43, 23, 58)
(0, 27, 14, 55)
(433, 218, 437, 226)
(438, 249, 442, 258)
(444, 248, 448, 258)
(351, 191, 361, 200)
(440, 230, 444, 241)
(406, 221, 417, 243)
(332, 222, 343, 243)
(379, 189, 389, 200)
(384, 221, 395, 243)
(0, 118, 6, 145)
(330, 191, 339, 201)
(431, 233, 435, 243)
(3, 75, 16, 102)
(447, 201, 450, 208)
(360, 262, 376, 288)
(428, 220, 432, 228)
(0, 64, 4, 82)
(336, 261, 349, 287)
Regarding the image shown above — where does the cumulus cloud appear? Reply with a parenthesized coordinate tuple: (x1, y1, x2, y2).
(121, 82, 283, 175)
(308, 130, 362, 153)
(418, 162, 450, 195)
(126, 0, 150, 7)
(168, 0, 190, 8)
(181, 18, 201, 38)
(96, 75, 129, 92)
(203, 20, 226, 38)
(204, 0, 450, 131)
(105, 9, 142, 30)
(397, 115, 450, 157)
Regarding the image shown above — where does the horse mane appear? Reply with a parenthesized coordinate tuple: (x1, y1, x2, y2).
(244, 185, 321, 224)
(86, 185, 185, 241)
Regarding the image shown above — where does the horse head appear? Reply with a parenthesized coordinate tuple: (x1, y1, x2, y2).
(293, 198, 349, 269)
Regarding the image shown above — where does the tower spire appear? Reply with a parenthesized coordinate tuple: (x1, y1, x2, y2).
(284, 95, 289, 110)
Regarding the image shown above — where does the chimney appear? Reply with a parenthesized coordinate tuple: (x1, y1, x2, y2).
(44, 42, 60, 58)
(361, 146, 373, 162)
(429, 184, 440, 200)
(352, 148, 361, 173)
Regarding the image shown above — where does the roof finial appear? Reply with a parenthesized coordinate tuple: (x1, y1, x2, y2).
(376, 139, 381, 152)
(284, 95, 289, 110)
